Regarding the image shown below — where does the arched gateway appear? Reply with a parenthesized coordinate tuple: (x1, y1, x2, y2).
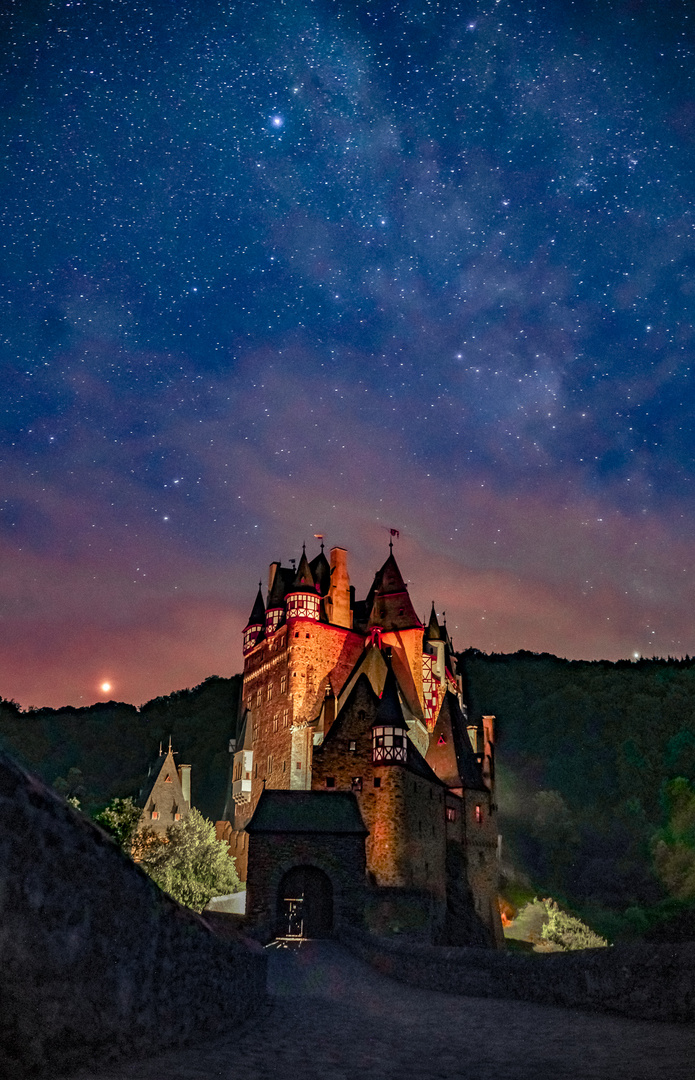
(277, 865, 333, 938)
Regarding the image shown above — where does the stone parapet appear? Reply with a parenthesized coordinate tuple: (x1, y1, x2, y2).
(338, 927, 695, 1022)
(0, 751, 266, 1079)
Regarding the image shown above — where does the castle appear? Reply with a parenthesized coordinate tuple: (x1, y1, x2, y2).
(222, 541, 503, 946)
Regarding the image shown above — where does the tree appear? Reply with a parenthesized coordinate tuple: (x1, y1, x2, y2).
(652, 778, 695, 900)
(135, 808, 241, 912)
(94, 796, 143, 851)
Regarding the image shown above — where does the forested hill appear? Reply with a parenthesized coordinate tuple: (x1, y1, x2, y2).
(0, 675, 242, 822)
(459, 649, 695, 915)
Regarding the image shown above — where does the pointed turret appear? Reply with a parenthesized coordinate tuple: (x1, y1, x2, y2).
(375, 662, 407, 728)
(286, 546, 320, 621)
(372, 661, 408, 764)
(309, 545, 331, 596)
(366, 552, 422, 632)
(424, 602, 443, 642)
(292, 546, 315, 591)
(243, 584, 266, 654)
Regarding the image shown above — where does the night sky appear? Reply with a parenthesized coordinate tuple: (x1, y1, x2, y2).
(3, 0, 695, 707)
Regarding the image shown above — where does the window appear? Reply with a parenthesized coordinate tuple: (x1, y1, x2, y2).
(266, 684, 273, 701)
(273, 715, 279, 733)
(267, 755, 273, 775)
(296, 761, 302, 770)
(295, 631, 299, 638)
(349, 740, 356, 752)
(351, 777, 362, 792)
(373, 777, 381, 788)
(256, 689, 262, 708)
(478, 851, 485, 866)
(151, 810, 159, 820)
(475, 804, 483, 823)
(446, 807, 457, 822)
(280, 674, 287, 694)
(372, 725, 407, 764)
(326, 777, 335, 788)
(174, 812, 180, 821)
(283, 761, 286, 772)
(306, 633, 310, 639)
(283, 708, 289, 727)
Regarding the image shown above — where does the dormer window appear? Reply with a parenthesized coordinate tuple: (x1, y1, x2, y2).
(372, 725, 407, 764)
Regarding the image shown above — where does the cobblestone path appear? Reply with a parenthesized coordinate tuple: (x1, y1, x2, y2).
(71, 939, 695, 1080)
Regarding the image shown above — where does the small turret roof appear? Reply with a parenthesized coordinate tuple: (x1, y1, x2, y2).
(374, 663, 408, 729)
(290, 547, 316, 592)
(424, 602, 443, 642)
(245, 585, 266, 628)
(309, 547, 331, 596)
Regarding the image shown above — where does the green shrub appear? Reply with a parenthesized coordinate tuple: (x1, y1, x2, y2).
(540, 899, 609, 950)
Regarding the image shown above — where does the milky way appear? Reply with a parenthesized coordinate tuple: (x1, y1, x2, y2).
(2, 0, 695, 706)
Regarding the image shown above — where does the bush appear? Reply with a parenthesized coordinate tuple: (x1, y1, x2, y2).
(135, 808, 241, 912)
(540, 899, 609, 951)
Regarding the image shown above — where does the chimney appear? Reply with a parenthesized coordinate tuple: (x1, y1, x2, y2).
(327, 546, 352, 628)
(268, 561, 280, 595)
(178, 764, 192, 807)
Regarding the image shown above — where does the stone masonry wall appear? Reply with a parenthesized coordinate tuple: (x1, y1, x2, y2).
(239, 620, 364, 825)
(339, 927, 695, 1022)
(0, 751, 266, 1079)
(246, 831, 367, 940)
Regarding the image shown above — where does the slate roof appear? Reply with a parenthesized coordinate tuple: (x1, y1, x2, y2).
(290, 549, 316, 592)
(424, 603, 443, 642)
(246, 585, 266, 628)
(426, 691, 487, 792)
(374, 663, 408, 729)
(246, 790, 368, 835)
(366, 553, 422, 631)
(309, 548, 331, 596)
(266, 563, 295, 608)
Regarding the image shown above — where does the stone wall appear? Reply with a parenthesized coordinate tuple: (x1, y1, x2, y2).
(339, 927, 695, 1022)
(0, 751, 266, 1079)
(246, 831, 366, 940)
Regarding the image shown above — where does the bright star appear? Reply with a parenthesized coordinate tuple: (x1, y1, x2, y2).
(270, 115, 284, 129)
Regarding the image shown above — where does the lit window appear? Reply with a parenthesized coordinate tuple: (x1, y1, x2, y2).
(174, 813, 180, 821)
(446, 807, 457, 822)
(151, 810, 159, 820)
(351, 776, 362, 792)
(349, 740, 356, 752)
(475, 804, 483, 823)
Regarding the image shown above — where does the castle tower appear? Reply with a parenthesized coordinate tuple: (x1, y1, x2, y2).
(366, 550, 424, 718)
(242, 586, 266, 656)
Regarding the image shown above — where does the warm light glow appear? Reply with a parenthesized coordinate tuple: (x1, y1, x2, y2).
(100, 681, 111, 693)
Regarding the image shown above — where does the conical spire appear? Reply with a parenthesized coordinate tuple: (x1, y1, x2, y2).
(424, 602, 443, 642)
(309, 547, 331, 596)
(246, 584, 266, 627)
(291, 548, 315, 591)
(374, 663, 407, 729)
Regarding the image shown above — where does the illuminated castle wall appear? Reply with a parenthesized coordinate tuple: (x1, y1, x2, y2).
(226, 541, 503, 946)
